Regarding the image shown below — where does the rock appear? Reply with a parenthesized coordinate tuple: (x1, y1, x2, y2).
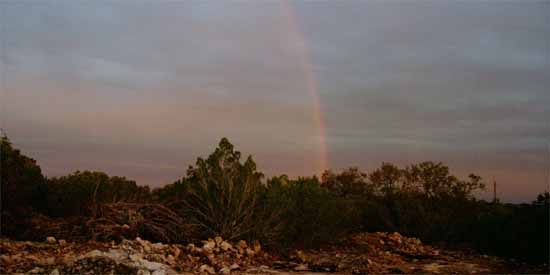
(294, 264, 309, 271)
(214, 236, 223, 245)
(45, 256, 55, 265)
(220, 241, 232, 251)
(140, 258, 164, 271)
(166, 254, 176, 265)
(58, 239, 67, 246)
(46, 236, 56, 244)
(219, 266, 231, 274)
(294, 250, 307, 262)
(172, 247, 181, 258)
(49, 269, 60, 275)
(203, 240, 216, 252)
(137, 238, 152, 252)
(151, 242, 165, 250)
(230, 263, 240, 270)
(246, 248, 255, 257)
(29, 267, 44, 273)
(423, 263, 445, 273)
(252, 241, 261, 253)
(238, 240, 248, 249)
(199, 264, 215, 274)
(122, 224, 131, 229)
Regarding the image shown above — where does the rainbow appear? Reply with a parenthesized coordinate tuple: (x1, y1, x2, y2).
(281, 1, 329, 175)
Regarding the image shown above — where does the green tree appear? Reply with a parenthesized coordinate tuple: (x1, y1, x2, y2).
(403, 161, 484, 199)
(369, 162, 402, 196)
(174, 138, 264, 240)
(46, 171, 151, 217)
(1, 136, 46, 236)
(321, 167, 370, 198)
(265, 176, 361, 247)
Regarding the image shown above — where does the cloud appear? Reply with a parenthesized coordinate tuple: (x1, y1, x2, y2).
(1, 1, 549, 202)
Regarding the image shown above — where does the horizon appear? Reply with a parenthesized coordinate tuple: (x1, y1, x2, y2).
(1, 1, 549, 203)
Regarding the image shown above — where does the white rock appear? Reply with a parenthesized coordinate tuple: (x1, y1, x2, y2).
(46, 237, 56, 244)
(49, 269, 60, 275)
(29, 267, 44, 274)
(230, 263, 240, 270)
(141, 259, 164, 271)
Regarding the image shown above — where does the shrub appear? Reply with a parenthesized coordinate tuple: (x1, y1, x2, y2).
(264, 176, 362, 248)
(45, 171, 152, 217)
(169, 138, 266, 241)
(1, 136, 46, 236)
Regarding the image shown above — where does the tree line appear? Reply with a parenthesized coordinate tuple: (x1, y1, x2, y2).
(1, 136, 548, 264)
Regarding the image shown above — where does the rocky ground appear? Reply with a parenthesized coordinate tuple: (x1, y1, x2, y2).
(1, 232, 546, 274)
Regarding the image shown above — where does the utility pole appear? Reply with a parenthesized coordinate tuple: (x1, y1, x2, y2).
(493, 177, 497, 204)
(546, 143, 549, 193)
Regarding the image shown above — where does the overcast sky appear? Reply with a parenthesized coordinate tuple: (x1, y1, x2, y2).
(1, 1, 549, 202)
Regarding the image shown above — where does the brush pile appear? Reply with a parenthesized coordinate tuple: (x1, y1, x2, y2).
(18, 203, 197, 244)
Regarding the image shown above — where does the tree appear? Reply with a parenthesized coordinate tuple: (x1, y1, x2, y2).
(321, 167, 370, 198)
(45, 171, 150, 217)
(369, 162, 402, 196)
(403, 161, 484, 199)
(175, 138, 265, 240)
(1, 136, 45, 214)
(1, 136, 46, 236)
(533, 191, 550, 206)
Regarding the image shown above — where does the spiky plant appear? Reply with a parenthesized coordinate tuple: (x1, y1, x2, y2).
(178, 138, 264, 240)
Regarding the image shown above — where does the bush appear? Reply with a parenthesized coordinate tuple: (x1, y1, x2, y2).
(2, 136, 547, 265)
(263, 176, 362, 248)
(1, 136, 46, 236)
(45, 171, 152, 217)
(166, 138, 266, 241)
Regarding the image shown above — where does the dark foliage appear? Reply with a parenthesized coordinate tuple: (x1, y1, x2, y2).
(45, 171, 152, 217)
(157, 138, 267, 241)
(261, 175, 362, 248)
(1, 136, 548, 265)
(1, 136, 46, 236)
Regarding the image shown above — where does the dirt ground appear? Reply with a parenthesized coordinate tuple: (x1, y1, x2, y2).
(1, 232, 547, 274)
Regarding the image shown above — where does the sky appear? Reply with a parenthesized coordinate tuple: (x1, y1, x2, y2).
(1, 0, 549, 202)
